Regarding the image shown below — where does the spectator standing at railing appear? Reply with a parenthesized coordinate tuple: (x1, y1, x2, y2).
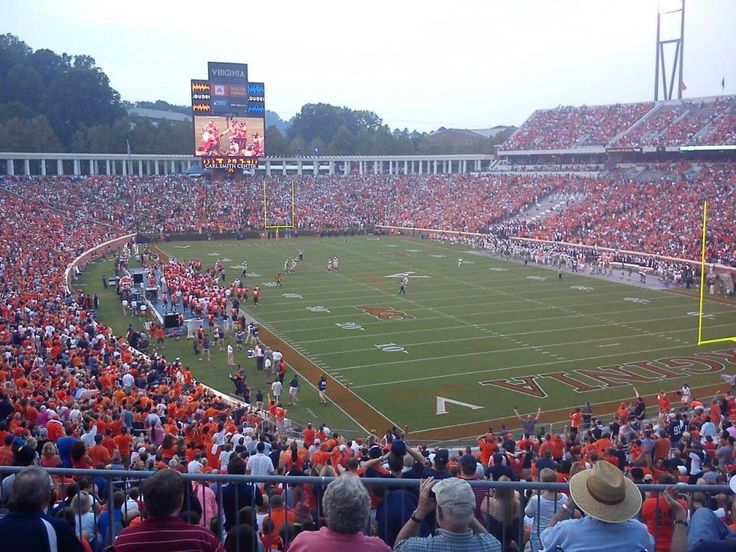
(525, 468, 567, 552)
(114, 468, 224, 552)
(222, 455, 263, 531)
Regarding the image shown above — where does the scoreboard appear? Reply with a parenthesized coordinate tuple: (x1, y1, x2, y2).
(190, 61, 266, 171)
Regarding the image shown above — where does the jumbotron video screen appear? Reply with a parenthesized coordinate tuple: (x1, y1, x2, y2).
(194, 116, 265, 159)
(190, 61, 266, 170)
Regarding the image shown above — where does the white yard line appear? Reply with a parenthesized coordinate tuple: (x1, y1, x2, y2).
(347, 342, 698, 389)
(263, 285, 685, 315)
(291, 314, 731, 345)
(314, 322, 728, 358)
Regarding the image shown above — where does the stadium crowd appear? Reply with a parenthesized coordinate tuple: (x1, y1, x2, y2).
(3, 163, 735, 268)
(517, 163, 736, 267)
(503, 102, 654, 150)
(503, 96, 736, 150)
(1, 158, 736, 549)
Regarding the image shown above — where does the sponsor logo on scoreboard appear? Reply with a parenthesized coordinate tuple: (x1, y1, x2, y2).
(229, 85, 247, 97)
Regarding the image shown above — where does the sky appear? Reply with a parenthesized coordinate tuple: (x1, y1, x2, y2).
(2, 0, 735, 131)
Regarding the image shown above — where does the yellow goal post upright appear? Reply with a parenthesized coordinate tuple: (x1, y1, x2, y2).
(697, 200, 736, 345)
(262, 179, 296, 233)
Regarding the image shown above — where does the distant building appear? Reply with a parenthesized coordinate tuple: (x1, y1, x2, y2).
(424, 126, 516, 148)
(428, 126, 514, 142)
(127, 107, 191, 125)
(467, 126, 516, 139)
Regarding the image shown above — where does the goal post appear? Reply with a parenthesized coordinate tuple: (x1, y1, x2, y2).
(263, 180, 296, 229)
(698, 200, 736, 345)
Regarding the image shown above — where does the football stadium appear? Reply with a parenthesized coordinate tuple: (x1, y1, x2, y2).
(1, 2, 736, 551)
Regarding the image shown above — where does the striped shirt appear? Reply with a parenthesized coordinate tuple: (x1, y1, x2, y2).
(114, 516, 224, 552)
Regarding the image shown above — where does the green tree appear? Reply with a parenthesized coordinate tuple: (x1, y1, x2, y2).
(264, 126, 287, 156)
(329, 125, 355, 154)
(0, 115, 61, 151)
(0, 34, 124, 151)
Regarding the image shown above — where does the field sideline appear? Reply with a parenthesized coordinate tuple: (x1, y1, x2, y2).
(81, 236, 736, 442)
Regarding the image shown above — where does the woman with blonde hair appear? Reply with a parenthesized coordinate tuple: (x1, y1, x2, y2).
(41, 441, 62, 468)
(70, 490, 97, 547)
(482, 476, 526, 551)
(524, 468, 567, 552)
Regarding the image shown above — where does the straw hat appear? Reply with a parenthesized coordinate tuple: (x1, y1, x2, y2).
(569, 460, 642, 523)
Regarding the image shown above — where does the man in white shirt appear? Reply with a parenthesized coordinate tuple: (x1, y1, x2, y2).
(246, 442, 275, 476)
(264, 357, 272, 383)
(271, 380, 283, 404)
(122, 372, 135, 390)
(80, 422, 97, 448)
(145, 411, 161, 428)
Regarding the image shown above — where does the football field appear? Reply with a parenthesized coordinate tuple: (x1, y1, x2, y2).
(142, 235, 736, 442)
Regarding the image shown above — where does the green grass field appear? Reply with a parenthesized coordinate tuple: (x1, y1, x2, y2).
(78, 236, 736, 442)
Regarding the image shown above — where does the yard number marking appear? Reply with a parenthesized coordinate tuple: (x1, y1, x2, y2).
(336, 322, 365, 331)
(375, 342, 408, 353)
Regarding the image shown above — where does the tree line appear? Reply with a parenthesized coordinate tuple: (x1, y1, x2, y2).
(0, 34, 511, 156)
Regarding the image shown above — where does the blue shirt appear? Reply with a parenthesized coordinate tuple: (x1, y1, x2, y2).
(97, 508, 123, 546)
(688, 506, 734, 548)
(395, 529, 502, 551)
(376, 488, 418, 547)
(56, 436, 79, 468)
(541, 516, 654, 552)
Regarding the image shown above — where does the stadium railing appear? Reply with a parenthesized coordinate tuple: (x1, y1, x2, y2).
(0, 466, 729, 551)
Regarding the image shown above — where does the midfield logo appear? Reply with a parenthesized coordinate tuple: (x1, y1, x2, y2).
(356, 305, 415, 321)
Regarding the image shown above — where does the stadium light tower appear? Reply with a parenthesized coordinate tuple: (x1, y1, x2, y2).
(654, 0, 686, 101)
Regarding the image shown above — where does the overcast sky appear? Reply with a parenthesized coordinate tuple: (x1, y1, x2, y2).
(2, 0, 735, 131)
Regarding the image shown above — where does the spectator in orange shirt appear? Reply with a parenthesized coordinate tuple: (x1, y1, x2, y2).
(616, 402, 629, 422)
(302, 423, 316, 448)
(653, 430, 671, 462)
(569, 408, 581, 439)
(641, 474, 687, 552)
(113, 427, 133, 466)
(88, 434, 111, 467)
(476, 433, 497, 467)
(262, 494, 297, 543)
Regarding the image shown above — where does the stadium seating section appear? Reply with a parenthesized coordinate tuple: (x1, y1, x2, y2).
(502, 95, 736, 150)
